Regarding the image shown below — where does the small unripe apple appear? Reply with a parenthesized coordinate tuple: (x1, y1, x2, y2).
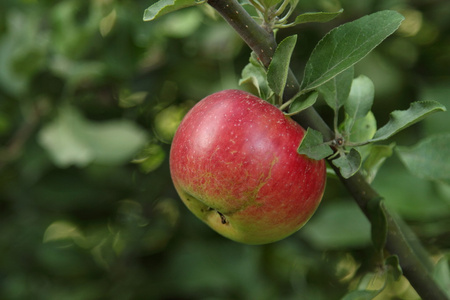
(170, 89, 326, 244)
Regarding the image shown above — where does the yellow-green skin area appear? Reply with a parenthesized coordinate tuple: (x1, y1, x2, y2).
(170, 90, 326, 245)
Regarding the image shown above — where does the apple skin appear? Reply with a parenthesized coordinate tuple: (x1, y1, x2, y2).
(170, 89, 326, 245)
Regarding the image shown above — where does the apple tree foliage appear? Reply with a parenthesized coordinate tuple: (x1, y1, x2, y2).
(0, 0, 449, 299)
(146, 0, 450, 299)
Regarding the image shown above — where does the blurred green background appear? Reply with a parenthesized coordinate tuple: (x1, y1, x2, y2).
(0, 0, 449, 299)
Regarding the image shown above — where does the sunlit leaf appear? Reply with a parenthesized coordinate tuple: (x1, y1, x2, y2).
(143, 0, 206, 21)
(396, 134, 450, 183)
(43, 220, 88, 248)
(297, 128, 333, 160)
(43, 220, 83, 243)
(371, 101, 446, 142)
(342, 272, 387, 300)
(300, 11, 404, 92)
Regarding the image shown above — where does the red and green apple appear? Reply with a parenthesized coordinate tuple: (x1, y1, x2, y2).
(170, 89, 326, 245)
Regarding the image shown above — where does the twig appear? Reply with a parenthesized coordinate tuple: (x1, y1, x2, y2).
(0, 103, 41, 171)
(207, 1, 449, 299)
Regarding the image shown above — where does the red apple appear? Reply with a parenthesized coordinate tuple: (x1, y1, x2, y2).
(170, 89, 326, 244)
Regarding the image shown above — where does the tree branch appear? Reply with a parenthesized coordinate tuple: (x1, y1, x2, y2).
(207, 0, 448, 299)
(208, 0, 334, 141)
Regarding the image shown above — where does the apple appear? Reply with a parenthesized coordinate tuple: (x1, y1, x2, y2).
(169, 89, 326, 244)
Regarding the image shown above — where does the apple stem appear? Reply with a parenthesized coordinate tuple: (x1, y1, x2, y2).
(207, 1, 449, 299)
(217, 211, 228, 225)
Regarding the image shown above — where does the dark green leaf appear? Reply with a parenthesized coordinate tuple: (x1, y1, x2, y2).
(345, 75, 375, 121)
(143, 0, 205, 21)
(332, 148, 362, 178)
(297, 128, 333, 160)
(292, 9, 343, 25)
(267, 35, 297, 98)
(371, 101, 446, 142)
(362, 143, 395, 183)
(300, 11, 404, 92)
(285, 91, 318, 116)
(317, 66, 354, 112)
(396, 134, 450, 183)
(385, 255, 403, 281)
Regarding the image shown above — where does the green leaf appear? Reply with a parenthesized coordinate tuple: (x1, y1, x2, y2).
(300, 11, 404, 92)
(239, 53, 270, 99)
(301, 201, 371, 249)
(371, 101, 446, 142)
(43, 220, 84, 244)
(345, 75, 375, 121)
(341, 290, 380, 300)
(345, 111, 377, 143)
(38, 106, 147, 167)
(143, 0, 205, 21)
(297, 128, 333, 160)
(342, 272, 387, 300)
(433, 255, 450, 298)
(292, 9, 343, 25)
(157, 8, 204, 38)
(260, 0, 282, 8)
(385, 255, 403, 281)
(132, 144, 166, 173)
(373, 164, 450, 220)
(367, 198, 387, 256)
(396, 134, 450, 184)
(317, 66, 354, 112)
(362, 143, 395, 183)
(267, 35, 297, 99)
(285, 91, 318, 116)
(332, 148, 362, 178)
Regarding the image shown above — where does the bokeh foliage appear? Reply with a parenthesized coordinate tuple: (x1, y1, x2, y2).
(0, 0, 449, 299)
